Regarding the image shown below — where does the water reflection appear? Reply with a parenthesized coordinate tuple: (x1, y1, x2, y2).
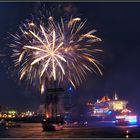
(1, 123, 140, 138)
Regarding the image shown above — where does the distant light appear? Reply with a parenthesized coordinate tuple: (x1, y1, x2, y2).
(116, 115, 137, 124)
(116, 115, 125, 119)
(96, 99, 100, 103)
(43, 119, 46, 122)
(126, 115, 137, 123)
(125, 135, 129, 138)
(107, 110, 112, 115)
(8, 115, 12, 118)
(69, 87, 72, 91)
(68, 86, 73, 94)
(29, 113, 32, 116)
(8, 110, 16, 114)
(46, 113, 49, 118)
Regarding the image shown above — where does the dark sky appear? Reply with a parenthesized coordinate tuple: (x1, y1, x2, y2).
(0, 2, 140, 113)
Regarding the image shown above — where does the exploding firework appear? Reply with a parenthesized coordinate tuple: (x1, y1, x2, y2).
(10, 12, 103, 93)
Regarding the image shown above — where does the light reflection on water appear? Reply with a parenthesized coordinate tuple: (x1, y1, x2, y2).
(1, 123, 140, 138)
(117, 125, 138, 128)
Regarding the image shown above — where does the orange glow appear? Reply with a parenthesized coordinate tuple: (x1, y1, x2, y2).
(3, 114, 7, 118)
(46, 113, 50, 118)
(100, 96, 110, 102)
(121, 109, 131, 114)
(64, 48, 68, 52)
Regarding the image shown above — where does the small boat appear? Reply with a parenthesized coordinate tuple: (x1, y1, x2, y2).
(42, 116, 64, 131)
(115, 115, 137, 126)
(42, 123, 63, 131)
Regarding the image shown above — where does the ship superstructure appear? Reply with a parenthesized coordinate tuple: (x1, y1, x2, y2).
(87, 93, 128, 118)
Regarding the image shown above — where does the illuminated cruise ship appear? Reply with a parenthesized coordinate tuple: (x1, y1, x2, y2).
(86, 93, 137, 125)
(87, 93, 129, 118)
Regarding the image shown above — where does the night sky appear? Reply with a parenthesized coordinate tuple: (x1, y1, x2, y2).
(0, 2, 140, 113)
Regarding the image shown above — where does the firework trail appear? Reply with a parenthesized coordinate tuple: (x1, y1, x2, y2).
(10, 9, 103, 93)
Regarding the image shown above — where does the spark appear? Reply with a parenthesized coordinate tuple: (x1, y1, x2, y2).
(10, 13, 103, 91)
(41, 80, 45, 94)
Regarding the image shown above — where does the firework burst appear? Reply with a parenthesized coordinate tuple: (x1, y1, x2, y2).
(10, 13, 103, 93)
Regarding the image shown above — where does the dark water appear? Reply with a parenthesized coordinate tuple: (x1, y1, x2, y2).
(1, 122, 140, 138)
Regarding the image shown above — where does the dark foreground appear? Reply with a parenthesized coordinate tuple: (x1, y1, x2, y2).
(1, 122, 140, 138)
